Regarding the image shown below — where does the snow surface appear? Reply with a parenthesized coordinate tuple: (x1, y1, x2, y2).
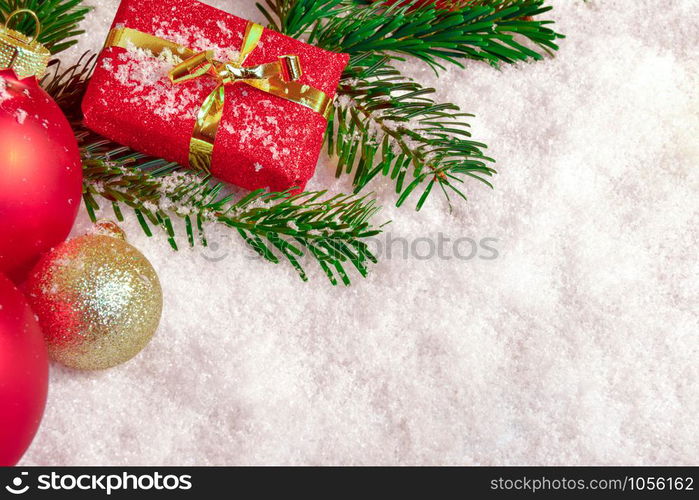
(22, 0, 699, 465)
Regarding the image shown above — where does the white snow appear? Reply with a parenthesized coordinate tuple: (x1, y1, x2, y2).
(14, 109, 27, 124)
(0, 76, 13, 103)
(21, 0, 699, 465)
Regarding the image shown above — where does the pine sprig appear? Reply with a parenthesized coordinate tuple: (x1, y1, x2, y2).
(40, 50, 96, 120)
(260, 0, 564, 70)
(256, 0, 562, 208)
(257, 0, 346, 39)
(79, 129, 383, 285)
(40, 53, 384, 285)
(322, 3, 558, 70)
(330, 54, 495, 209)
(0, 0, 91, 54)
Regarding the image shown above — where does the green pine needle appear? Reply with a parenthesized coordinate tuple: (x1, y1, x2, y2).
(256, 0, 563, 209)
(260, 0, 564, 70)
(40, 53, 384, 285)
(79, 133, 383, 286)
(330, 54, 496, 210)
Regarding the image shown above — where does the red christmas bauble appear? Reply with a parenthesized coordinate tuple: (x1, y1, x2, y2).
(0, 69, 82, 283)
(0, 272, 49, 466)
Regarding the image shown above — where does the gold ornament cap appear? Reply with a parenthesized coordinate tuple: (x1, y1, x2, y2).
(90, 220, 127, 240)
(0, 9, 50, 79)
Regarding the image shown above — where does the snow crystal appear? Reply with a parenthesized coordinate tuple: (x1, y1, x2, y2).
(111, 42, 204, 120)
(14, 109, 27, 124)
(101, 57, 113, 71)
(221, 99, 293, 162)
(152, 16, 240, 62)
(215, 20, 233, 37)
(0, 77, 12, 103)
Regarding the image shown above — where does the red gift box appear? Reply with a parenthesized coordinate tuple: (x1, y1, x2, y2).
(82, 0, 348, 192)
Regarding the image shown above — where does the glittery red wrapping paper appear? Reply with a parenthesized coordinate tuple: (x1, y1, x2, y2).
(82, 0, 348, 192)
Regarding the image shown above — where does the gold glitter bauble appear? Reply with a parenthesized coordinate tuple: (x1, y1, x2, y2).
(26, 234, 163, 370)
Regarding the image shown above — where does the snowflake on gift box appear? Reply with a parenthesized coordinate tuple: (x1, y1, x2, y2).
(152, 17, 241, 63)
(111, 42, 209, 120)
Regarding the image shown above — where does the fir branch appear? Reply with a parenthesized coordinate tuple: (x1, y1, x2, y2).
(330, 54, 495, 209)
(79, 131, 383, 285)
(0, 0, 91, 54)
(256, 0, 562, 208)
(259, 0, 563, 69)
(40, 50, 95, 121)
(39, 51, 384, 285)
(311, 0, 564, 70)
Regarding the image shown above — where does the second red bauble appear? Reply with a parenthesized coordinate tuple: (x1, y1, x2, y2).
(0, 273, 49, 466)
(0, 69, 83, 283)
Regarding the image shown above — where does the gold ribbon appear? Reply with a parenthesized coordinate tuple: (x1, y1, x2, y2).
(104, 22, 332, 173)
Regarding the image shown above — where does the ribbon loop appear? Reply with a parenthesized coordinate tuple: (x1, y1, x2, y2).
(169, 50, 216, 84)
(279, 55, 302, 82)
(217, 60, 282, 83)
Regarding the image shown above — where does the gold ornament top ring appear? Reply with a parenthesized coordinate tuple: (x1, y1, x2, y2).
(5, 9, 42, 42)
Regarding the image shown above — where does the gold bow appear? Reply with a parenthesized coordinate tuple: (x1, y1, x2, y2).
(104, 22, 332, 173)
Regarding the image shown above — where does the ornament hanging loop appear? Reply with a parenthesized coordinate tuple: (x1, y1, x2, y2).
(5, 9, 41, 42)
